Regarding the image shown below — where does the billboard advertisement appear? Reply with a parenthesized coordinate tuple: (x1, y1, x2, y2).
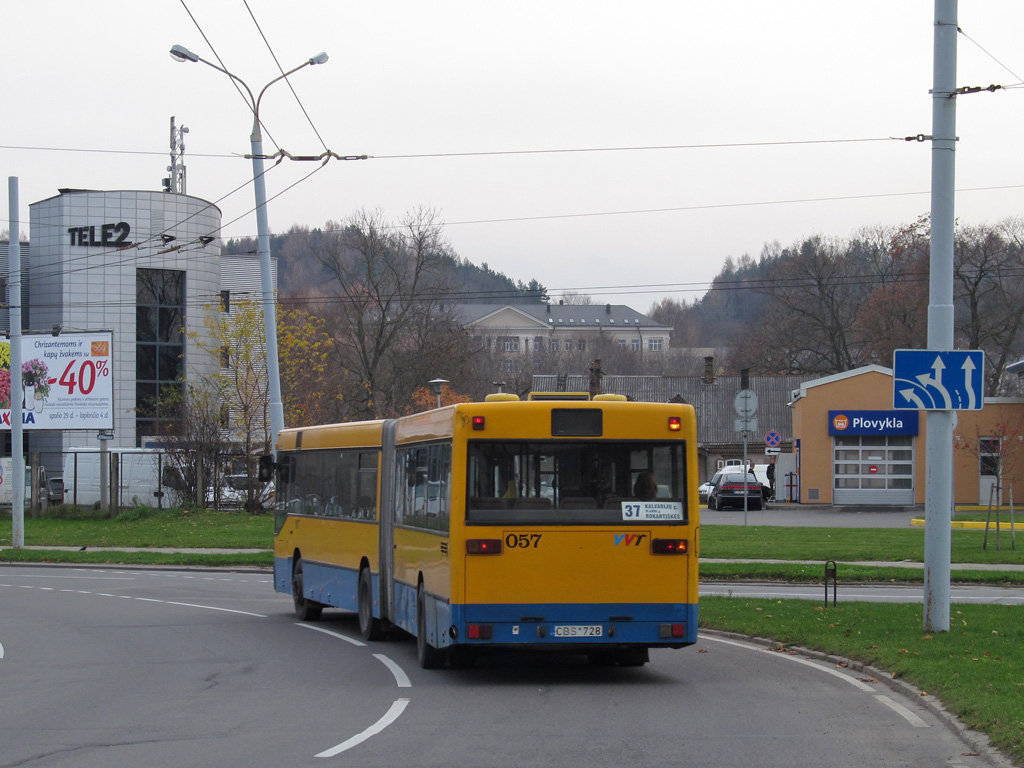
(0, 332, 114, 430)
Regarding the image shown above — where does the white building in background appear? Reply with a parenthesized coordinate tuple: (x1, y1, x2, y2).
(2, 188, 269, 480)
(457, 303, 674, 356)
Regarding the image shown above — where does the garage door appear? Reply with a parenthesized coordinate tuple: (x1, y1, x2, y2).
(833, 434, 915, 505)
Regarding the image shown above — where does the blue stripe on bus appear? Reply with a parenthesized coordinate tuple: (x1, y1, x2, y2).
(449, 602, 698, 646)
(276, 557, 697, 647)
(274, 556, 361, 614)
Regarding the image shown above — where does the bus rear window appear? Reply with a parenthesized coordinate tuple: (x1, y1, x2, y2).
(551, 409, 602, 436)
(466, 440, 687, 525)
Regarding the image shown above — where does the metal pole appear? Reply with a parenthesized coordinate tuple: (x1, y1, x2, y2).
(250, 137, 285, 454)
(924, 0, 958, 632)
(8, 177, 24, 547)
(742, 431, 749, 527)
(99, 436, 109, 512)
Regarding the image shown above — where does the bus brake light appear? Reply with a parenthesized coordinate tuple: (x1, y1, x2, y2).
(467, 624, 493, 640)
(472, 415, 486, 430)
(651, 538, 687, 555)
(466, 538, 503, 554)
(668, 416, 682, 431)
(659, 623, 688, 638)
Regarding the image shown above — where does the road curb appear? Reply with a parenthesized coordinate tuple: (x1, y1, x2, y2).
(699, 628, 1016, 768)
(910, 517, 1024, 531)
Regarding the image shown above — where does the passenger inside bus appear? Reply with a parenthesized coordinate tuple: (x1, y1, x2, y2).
(633, 472, 658, 500)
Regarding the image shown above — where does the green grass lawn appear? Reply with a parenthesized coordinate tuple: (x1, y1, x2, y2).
(701, 524, 1022, 565)
(699, 560, 1024, 585)
(700, 597, 1023, 765)
(0, 506, 272, 565)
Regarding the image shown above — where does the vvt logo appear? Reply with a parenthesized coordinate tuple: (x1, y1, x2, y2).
(614, 533, 647, 546)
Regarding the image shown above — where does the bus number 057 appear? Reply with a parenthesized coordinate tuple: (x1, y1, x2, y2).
(505, 533, 542, 549)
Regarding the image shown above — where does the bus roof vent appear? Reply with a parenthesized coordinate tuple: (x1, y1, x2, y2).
(484, 393, 520, 402)
(592, 394, 627, 402)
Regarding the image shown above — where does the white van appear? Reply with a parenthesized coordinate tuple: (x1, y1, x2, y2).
(62, 448, 175, 507)
(0, 459, 43, 505)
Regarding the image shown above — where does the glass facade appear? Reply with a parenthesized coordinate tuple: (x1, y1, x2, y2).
(136, 268, 186, 442)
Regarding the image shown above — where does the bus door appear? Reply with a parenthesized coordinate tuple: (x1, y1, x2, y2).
(378, 419, 398, 624)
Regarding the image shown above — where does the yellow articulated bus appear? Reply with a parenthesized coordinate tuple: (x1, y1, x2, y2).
(270, 394, 699, 668)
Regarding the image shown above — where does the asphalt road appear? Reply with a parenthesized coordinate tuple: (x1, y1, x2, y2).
(0, 565, 1005, 768)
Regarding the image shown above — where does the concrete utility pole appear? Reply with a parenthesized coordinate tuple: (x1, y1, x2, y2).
(924, 0, 958, 632)
(8, 177, 24, 548)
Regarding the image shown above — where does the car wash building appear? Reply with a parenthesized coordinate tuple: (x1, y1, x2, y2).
(791, 365, 1024, 507)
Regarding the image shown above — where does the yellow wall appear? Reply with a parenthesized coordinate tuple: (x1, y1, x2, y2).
(953, 399, 1024, 505)
(792, 368, 1024, 506)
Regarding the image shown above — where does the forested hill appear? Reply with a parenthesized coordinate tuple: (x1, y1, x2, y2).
(222, 227, 547, 303)
(649, 220, 1024, 394)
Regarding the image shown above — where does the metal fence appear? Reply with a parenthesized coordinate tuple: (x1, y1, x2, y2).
(15, 451, 257, 515)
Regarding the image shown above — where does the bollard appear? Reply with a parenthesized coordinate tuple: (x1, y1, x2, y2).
(824, 560, 837, 607)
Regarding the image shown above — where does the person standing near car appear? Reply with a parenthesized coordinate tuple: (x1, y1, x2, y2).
(766, 458, 776, 501)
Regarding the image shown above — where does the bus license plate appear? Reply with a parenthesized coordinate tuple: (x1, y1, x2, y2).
(553, 625, 603, 638)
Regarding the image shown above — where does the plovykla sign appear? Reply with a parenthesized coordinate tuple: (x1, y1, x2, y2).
(0, 332, 114, 430)
(828, 410, 919, 436)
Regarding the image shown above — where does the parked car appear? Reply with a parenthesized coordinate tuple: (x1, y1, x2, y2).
(707, 469, 764, 511)
(698, 470, 722, 504)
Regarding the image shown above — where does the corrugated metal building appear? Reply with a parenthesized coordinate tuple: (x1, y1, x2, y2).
(532, 371, 806, 482)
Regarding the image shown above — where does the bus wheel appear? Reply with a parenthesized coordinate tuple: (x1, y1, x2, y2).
(416, 584, 445, 669)
(292, 559, 322, 622)
(358, 568, 383, 641)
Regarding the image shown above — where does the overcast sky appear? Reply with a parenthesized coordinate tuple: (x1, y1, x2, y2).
(4, 2, 1024, 308)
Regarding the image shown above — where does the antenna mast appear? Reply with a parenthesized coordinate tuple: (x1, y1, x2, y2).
(163, 116, 189, 194)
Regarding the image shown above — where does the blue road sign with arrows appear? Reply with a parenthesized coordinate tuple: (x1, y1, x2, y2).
(893, 349, 985, 411)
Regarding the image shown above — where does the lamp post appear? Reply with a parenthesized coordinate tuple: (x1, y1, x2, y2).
(169, 44, 328, 452)
(427, 379, 449, 409)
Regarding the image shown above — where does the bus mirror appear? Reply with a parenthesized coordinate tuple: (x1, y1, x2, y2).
(258, 455, 274, 483)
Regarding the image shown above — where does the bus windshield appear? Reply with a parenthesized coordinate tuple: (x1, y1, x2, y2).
(466, 440, 687, 525)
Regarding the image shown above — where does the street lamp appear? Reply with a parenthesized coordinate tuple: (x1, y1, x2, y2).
(169, 44, 328, 452)
(427, 379, 449, 409)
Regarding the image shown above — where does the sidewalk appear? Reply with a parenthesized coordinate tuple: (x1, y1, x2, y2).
(702, 558, 1024, 572)
(0, 546, 269, 554)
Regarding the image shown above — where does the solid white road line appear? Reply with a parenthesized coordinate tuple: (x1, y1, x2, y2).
(295, 623, 367, 647)
(703, 635, 931, 727)
(163, 601, 266, 617)
(875, 695, 929, 727)
(373, 654, 412, 688)
(316, 698, 411, 758)
(705, 635, 875, 691)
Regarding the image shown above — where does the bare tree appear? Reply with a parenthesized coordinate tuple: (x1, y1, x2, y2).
(957, 220, 1024, 394)
(149, 380, 232, 508)
(312, 207, 468, 419)
(731, 236, 867, 374)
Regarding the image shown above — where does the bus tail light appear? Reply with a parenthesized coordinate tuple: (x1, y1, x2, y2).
(668, 416, 682, 431)
(659, 623, 688, 638)
(467, 624, 493, 640)
(651, 538, 687, 555)
(472, 416, 486, 431)
(466, 538, 503, 555)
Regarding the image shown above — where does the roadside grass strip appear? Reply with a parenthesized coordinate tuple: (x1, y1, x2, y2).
(700, 596, 1023, 765)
